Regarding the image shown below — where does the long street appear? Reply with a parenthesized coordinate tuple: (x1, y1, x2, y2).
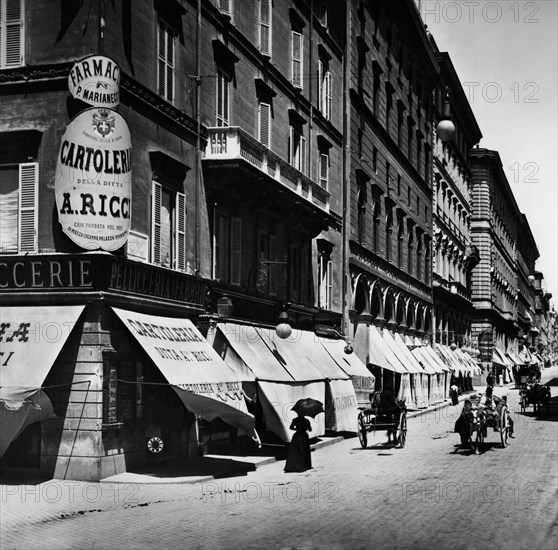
(2, 367, 557, 550)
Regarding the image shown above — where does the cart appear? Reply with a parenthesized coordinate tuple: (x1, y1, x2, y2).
(357, 397, 407, 449)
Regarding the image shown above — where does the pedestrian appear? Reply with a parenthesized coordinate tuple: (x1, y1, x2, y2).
(450, 381, 459, 405)
(486, 372, 495, 389)
(284, 413, 312, 473)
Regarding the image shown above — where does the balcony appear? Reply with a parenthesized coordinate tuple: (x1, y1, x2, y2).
(204, 126, 331, 215)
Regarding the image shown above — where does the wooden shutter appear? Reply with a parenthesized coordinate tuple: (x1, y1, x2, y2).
(268, 235, 276, 295)
(259, 0, 271, 55)
(291, 31, 302, 88)
(213, 211, 228, 281)
(151, 181, 162, 264)
(318, 60, 323, 111)
(259, 102, 270, 147)
(218, 0, 230, 15)
(300, 136, 306, 174)
(2, 0, 23, 68)
(324, 71, 332, 119)
(319, 153, 328, 188)
(157, 20, 174, 103)
(174, 191, 186, 271)
(216, 70, 229, 126)
(230, 217, 241, 285)
(18, 162, 37, 253)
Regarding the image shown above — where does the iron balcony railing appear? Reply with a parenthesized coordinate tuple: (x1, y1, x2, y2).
(205, 126, 330, 213)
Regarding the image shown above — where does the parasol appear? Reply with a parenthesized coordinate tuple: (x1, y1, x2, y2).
(291, 398, 324, 418)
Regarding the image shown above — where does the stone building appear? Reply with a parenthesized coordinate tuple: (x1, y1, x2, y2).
(345, 0, 450, 407)
(430, 47, 482, 387)
(0, 0, 372, 481)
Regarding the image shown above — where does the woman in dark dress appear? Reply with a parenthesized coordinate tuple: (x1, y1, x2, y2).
(284, 414, 312, 472)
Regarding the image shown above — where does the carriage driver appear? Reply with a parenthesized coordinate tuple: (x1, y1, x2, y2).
(481, 386, 514, 438)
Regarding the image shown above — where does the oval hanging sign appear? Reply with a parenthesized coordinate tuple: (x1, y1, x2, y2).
(68, 55, 121, 108)
(55, 107, 132, 252)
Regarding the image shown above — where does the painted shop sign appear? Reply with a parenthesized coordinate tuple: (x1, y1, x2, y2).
(68, 55, 121, 108)
(108, 260, 207, 306)
(0, 255, 206, 308)
(55, 107, 132, 252)
(0, 258, 93, 289)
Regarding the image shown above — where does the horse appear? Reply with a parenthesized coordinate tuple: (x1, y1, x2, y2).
(455, 401, 485, 454)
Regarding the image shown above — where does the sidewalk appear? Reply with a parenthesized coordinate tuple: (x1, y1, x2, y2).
(100, 389, 485, 485)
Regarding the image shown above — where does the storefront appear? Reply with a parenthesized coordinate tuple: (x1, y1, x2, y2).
(0, 254, 253, 481)
(209, 322, 374, 442)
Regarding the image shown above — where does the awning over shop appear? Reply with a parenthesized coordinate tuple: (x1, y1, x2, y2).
(211, 323, 362, 438)
(506, 352, 524, 366)
(112, 308, 258, 442)
(492, 348, 513, 372)
(421, 345, 451, 372)
(518, 347, 534, 365)
(318, 336, 375, 405)
(368, 325, 408, 374)
(437, 344, 467, 376)
(455, 349, 481, 376)
(0, 305, 85, 457)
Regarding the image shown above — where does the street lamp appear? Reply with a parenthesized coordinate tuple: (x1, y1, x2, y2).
(314, 324, 354, 354)
(275, 310, 292, 339)
(436, 92, 456, 143)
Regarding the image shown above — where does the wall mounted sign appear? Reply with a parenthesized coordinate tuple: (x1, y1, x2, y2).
(68, 55, 121, 108)
(55, 107, 132, 251)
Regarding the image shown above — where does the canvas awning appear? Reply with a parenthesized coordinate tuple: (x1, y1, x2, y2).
(437, 344, 467, 376)
(0, 305, 85, 457)
(112, 308, 258, 441)
(368, 325, 408, 374)
(492, 347, 513, 373)
(506, 352, 524, 366)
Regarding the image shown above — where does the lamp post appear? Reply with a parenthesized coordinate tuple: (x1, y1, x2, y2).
(436, 92, 456, 143)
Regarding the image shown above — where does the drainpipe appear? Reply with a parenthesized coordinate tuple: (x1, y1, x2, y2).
(194, 0, 202, 275)
(341, 2, 352, 337)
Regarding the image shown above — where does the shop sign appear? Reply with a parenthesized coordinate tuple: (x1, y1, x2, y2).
(68, 55, 121, 108)
(55, 107, 132, 252)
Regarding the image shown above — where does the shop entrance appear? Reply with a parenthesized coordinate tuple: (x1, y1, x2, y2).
(0, 422, 41, 470)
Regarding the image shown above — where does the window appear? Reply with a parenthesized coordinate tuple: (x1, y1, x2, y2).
(103, 355, 142, 425)
(291, 31, 303, 88)
(157, 18, 175, 104)
(319, 153, 329, 189)
(357, 184, 367, 244)
(289, 127, 306, 174)
(372, 201, 381, 253)
(258, 102, 271, 147)
(385, 210, 393, 261)
(397, 220, 404, 267)
(213, 210, 241, 285)
(289, 243, 309, 303)
(259, 0, 271, 56)
(216, 68, 231, 126)
(407, 230, 414, 276)
(151, 181, 186, 271)
(318, 254, 332, 309)
(257, 231, 277, 295)
(0, 163, 37, 253)
(318, 60, 332, 120)
(217, 0, 232, 17)
(0, 0, 23, 68)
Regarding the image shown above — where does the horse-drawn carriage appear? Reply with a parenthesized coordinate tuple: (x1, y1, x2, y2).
(357, 391, 407, 449)
(520, 383, 551, 415)
(455, 393, 513, 454)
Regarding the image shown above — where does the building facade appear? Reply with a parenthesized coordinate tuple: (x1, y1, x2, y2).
(0, 0, 373, 481)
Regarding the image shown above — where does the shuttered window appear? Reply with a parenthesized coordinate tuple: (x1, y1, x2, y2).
(291, 31, 302, 88)
(259, 0, 271, 56)
(319, 153, 328, 189)
(157, 18, 175, 104)
(213, 210, 241, 286)
(289, 127, 306, 174)
(217, 0, 231, 16)
(0, 0, 23, 68)
(0, 162, 37, 254)
(258, 102, 271, 148)
(216, 68, 230, 126)
(318, 255, 332, 310)
(318, 61, 332, 120)
(151, 181, 187, 271)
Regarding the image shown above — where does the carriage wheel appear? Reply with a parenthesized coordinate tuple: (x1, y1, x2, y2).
(501, 408, 510, 447)
(358, 415, 368, 449)
(397, 412, 407, 448)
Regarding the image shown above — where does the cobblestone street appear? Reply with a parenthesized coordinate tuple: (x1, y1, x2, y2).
(2, 368, 557, 550)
